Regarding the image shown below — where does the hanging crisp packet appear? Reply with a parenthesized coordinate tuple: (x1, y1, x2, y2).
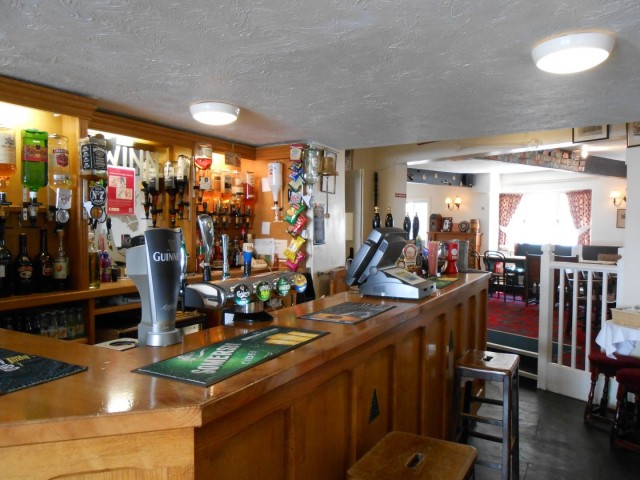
(287, 214, 307, 237)
(285, 250, 306, 271)
(285, 202, 306, 225)
(290, 144, 305, 162)
(284, 235, 306, 261)
(288, 176, 304, 191)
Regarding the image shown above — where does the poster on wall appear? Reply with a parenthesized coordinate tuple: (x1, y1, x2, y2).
(106, 166, 136, 216)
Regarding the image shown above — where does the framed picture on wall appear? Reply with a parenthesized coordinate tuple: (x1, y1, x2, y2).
(616, 209, 626, 228)
(627, 122, 640, 147)
(572, 125, 609, 143)
(442, 217, 453, 232)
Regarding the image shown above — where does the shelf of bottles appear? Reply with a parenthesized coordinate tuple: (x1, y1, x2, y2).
(192, 142, 258, 272)
(0, 102, 75, 300)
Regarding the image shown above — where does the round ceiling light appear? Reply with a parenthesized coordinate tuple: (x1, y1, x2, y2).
(532, 31, 615, 74)
(189, 102, 240, 126)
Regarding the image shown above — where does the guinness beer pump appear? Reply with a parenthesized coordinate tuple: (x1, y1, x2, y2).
(127, 228, 183, 347)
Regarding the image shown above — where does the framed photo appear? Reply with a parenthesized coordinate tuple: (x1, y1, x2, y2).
(572, 125, 609, 143)
(616, 209, 626, 229)
(442, 217, 453, 232)
(627, 122, 640, 147)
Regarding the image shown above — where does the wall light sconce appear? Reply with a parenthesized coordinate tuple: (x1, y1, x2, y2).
(610, 191, 626, 207)
(532, 31, 615, 74)
(445, 196, 462, 210)
(190, 101, 240, 126)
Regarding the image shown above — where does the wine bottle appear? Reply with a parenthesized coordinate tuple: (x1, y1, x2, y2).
(403, 213, 411, 235)
(88, 231, 100, 289)
(385, 207, 393, 227)
(412, 213, 420, 240)
(53, 229, 69, 290)
(14, 233, 34, 295)
(35, 228, 54, 292)
(0, 219, 12, 297)
(372, 206, 381, 229)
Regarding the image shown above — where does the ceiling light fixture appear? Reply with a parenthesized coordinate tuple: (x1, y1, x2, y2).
(532, 31, 615, 74)
(190, 102, 240, 126)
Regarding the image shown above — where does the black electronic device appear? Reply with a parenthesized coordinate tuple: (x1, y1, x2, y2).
(345, 228, 435, 300)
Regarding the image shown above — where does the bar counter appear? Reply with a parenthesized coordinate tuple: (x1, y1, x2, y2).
(0, 272, 488, 480)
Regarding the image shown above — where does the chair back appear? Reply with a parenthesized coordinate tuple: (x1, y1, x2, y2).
(525, 254, 541, 284)
(483, 250, 506, 273)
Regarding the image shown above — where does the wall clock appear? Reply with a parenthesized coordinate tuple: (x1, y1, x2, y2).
(459, 220, 470, 233)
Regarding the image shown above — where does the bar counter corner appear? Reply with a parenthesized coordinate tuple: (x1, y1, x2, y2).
(0, 272, 489, 480)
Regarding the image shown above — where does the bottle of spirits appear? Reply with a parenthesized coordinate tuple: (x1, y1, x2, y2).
(35, 228, 53, 292)
(372, 206, 381, 229)
(0, 125, 16, 191)
(88, 231, 100, 289)
(385, 207, 394, 227)
(403, 213, 411, 235)
(22, 129, 48, 222)
(0, 218, 12, 297)
(53, 229, 69, 290)
(14, 233, 34, 295)
(100, 251, 112, 283)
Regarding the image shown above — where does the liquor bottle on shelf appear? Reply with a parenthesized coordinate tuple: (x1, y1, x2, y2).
(243, 171, 257, 214)
(22, 129, 49, 224)
(385, 207, 393, 227)
(175, 154, 190, 220)
(403, 213, 411, 235)
(14, 233, 34, 295)
(88, 231, 100, 289)
(79, 134, 107, 179)
(100, 251, 112, 283)
(372, 206, 381, 229)
(0, 124, 16, 195)
(193, 142, 212, 206)
(412, 213, 420, 241)
(164, 158, 178, 227)
(34, 228, 53, 293)
(53, 229, 69, 291)
(48, 134, 71, 223)
(0, 216, 12, 297)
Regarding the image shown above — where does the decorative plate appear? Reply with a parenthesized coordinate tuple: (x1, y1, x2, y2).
(459, 221, 470, 233)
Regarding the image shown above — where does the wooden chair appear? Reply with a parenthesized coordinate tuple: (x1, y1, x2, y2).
(469, 250, 482, 270)
(483, 251, 517, 301)
(523, 254, 541, 306)
(610, 368, 640, 452)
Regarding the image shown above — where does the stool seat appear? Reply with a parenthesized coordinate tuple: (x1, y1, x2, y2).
(456, 350, 520, 377)
(611, 367, 640, 452)
(452, 350, 520, 480)
(347, 431, 477, 480)
(584, 351, 640, 424)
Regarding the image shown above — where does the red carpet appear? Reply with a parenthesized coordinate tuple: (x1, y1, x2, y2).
(487, 296, 598, 370)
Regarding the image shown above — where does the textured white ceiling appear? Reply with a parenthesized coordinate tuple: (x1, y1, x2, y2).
(1, 0, 639, 154)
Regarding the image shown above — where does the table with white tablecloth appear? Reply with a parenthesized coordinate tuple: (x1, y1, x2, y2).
(595, 320, 640, 357)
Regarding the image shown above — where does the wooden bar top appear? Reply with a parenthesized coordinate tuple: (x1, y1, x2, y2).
(0, 273, 487, 450)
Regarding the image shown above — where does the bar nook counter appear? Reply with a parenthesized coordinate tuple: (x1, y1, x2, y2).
(0, 272, 488, 480)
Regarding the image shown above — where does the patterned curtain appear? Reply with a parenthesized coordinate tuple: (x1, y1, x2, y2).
(566, 189, 592, 245)
(498, 193, 523, 247)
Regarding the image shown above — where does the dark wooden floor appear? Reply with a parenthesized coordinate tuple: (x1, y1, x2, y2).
(472, 377, 640, 480)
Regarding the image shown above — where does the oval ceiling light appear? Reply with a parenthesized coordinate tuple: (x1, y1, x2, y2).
(190, 102, 240, 126)
(532, 31, 615, 74)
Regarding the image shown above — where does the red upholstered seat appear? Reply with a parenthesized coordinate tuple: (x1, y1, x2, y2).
(616, 368, 640, 393)
(611, 367, 640, 452)
(584, 352, 640, 424)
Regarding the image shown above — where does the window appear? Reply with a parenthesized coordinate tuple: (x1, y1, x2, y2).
(507, 192, 578, 246)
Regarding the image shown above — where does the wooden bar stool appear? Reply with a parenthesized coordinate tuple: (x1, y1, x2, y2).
(610, 367, 640, 452)
(584, 351, 640, 425)
(347, 431, 477, 480)
(452, 350, 520, 480)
